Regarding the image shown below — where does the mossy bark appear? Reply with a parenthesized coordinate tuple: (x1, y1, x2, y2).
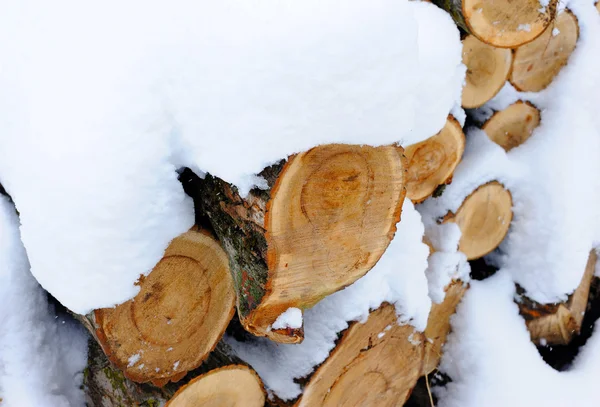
(181, 163, 284, 324)
(85, 339, 246, 406)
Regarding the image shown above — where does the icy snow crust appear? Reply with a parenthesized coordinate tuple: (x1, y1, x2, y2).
(0, 195, 88, 407)
(0, 0, 464, 314)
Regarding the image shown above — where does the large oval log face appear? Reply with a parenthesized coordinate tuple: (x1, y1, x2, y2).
(463, 0, 556, 48)
(255, 145, 406, 337)
(95, 229, 235, 386)
(298, 304, 424, 407)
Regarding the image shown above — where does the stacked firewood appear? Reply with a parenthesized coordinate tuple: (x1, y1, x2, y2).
(77, 2, 595, 406)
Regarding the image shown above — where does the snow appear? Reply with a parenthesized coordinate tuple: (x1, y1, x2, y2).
(0, 195, 88, 407)
(228, 200, 431, 400)
(271, 308, 303, 330)
(127, 353, 141, 368)
(553, 27, 561, 36)
(437, 271, 600, 407)
(0, 0, 464, 314)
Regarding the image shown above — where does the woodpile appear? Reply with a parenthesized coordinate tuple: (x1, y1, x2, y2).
(70, 3, 597, 406)
(194, 144, 407, 344)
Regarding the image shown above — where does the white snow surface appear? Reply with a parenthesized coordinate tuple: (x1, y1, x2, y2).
(0, 195, 88, 407)
(271, 308, 303, 330)
(228, 200, 431, 400)
(0, 0, 464, 314)
(422, 0, 600, 304)
(437, 271, 600, 407)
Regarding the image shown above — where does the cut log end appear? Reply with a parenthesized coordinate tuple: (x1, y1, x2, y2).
(243, 144, 407, 342)
(463, 0, 557, 48)
(405, 116, 465, 203)
(297, 304, 424, 407)
(444, 182, 513, 260)
(94, 228, 235, 385)
(483, 101, 541, 151)
(461, 35, 513, 108)
(510, 10, 579, 92)
(521, 250, 597, 345)
(422, 281, 468, 376)
(165, 365, 265, 407)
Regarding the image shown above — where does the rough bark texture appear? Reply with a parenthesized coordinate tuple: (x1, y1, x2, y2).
(190, 144, 407, 344)
(84, 340, 246, 407)
(431, 0, 469, 32)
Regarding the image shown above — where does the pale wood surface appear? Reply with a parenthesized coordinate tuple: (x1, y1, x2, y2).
(297, 304, 424, 407)
(511, 10, 579, 92)
(461, 35, 513, 108)
(405, 116, 465, 203)
(483, 101, 541, 151)
(93, 228, 235, 386)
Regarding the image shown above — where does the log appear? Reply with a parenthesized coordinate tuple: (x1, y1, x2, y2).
(422, 281, 468, 376)
(519, 250, 597, 345)
(442, 181, 513, 260)
(482, 101, 541, 151)
(165, 365, 265, 407)
(510, 10, 579, 92)
(432, 0, 557, 48)
(461, 35, 513, 109)
(296, 303, 424, 407)
(192, 144, 407, 343)
(85, 340, 264, 407)
(77, 228, 236, 387)
(597, 1, 600, 13)
(405, 116, 466, 203)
